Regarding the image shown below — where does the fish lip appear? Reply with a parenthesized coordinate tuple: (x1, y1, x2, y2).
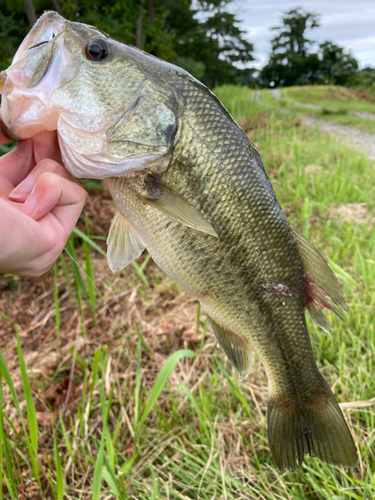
(12, 11, 66, 65)
(1, 13, 73, 140)
(27, 40, 51, 51)
(1, 121, 21, 141)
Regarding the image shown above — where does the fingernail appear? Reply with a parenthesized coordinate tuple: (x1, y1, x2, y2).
(21, 194, 37, 216)
(9, 175, 36, 199)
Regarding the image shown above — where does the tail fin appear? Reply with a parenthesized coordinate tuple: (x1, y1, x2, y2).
(267, 383, 357, 471)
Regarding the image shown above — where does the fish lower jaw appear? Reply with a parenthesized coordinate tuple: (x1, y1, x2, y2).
(2, 90, 59, 140)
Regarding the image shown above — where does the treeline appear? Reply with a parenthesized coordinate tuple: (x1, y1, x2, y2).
(0, 1, 374, 93)
(0, 0, 255, 88)
(258, 8, 375, 94)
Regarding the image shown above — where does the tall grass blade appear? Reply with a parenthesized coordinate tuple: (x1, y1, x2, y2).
(102, 454, 121, 497)
(92, 435, 105, 500)
(133, 339, 142, 430)
(74, 226, 149, 287)
(53, 262, 61, 344)
(84, 216, 97, 316)
(53, 431, 64, 500)
(119, 450, 139, 475)
(16, 330, 38, 456)
(137, 349, 196, 430)
(2, 421, 18, 496)
(15, 330, 40, 486)
(131, 259, 149, 287)
(216, 361, 253, 421)
(73, 227, 107, 258)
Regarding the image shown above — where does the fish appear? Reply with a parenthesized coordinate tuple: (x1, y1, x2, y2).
(0, 12, 357, 471)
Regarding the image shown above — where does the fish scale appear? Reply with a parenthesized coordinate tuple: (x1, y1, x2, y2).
(1, 11, 357, 470)
(105, 79, 315, 383)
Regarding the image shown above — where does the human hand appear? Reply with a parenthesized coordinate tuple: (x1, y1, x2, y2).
(0, 114, 87, 276)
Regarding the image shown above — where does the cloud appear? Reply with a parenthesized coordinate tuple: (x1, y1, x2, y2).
(232, 0, 375, 69)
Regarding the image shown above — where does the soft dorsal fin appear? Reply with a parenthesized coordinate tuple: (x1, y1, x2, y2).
(207, 315, 251, 381)
(290, 224, 347, 333)
(107, 210, 145, 272)
(141, 180, 218, 237)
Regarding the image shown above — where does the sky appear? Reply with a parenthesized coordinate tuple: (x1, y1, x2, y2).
(232, 0, 375, 70)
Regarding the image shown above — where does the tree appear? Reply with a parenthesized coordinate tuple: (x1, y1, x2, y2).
(0, 0, 254, 88)
(259, 7, 321, 87)
(315, 41, 358, 85)
(270, 7, 319, 58)
(348, 67, 375, 97)
(199, 0, 254, 87)
(0, 1, 30, 71)
(23, 0, 37, 27)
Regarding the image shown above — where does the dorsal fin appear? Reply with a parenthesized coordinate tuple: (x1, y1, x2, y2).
(290, 224, 347, 333)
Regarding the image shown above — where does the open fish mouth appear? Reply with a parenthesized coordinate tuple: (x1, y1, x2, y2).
(0, 12, 68, 140)
(12, 12, 65, 66)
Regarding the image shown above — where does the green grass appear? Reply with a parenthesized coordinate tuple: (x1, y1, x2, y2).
(268, 85, 375, 134)
(281, 100, 375, 135)
(281, 85, 375, 113)
(1, 85, 375, 498)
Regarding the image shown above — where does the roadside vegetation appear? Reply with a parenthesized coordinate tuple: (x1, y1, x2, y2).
(271, 86, 375, 135)
(0, 86, 375, 499)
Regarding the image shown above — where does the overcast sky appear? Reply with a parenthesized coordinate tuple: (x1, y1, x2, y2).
(231, 0, 375, 69)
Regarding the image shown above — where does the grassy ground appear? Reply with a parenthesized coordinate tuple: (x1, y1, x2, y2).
(271, 85, 375, 134)
(280, 85, 375, 113)
(1, 86, 375, 499)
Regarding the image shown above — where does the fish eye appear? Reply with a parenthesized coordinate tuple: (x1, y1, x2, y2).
(86, 38, 109, 61)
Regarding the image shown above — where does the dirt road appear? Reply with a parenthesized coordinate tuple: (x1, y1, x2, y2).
(270, 89, 375, 161)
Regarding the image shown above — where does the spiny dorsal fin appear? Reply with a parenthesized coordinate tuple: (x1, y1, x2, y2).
(208, 315, 251, 381)
(141, 182, 218, 237)
(107, 210, 145, 272)
(246, 135, 261, 156)
(290, 224, 347, 332)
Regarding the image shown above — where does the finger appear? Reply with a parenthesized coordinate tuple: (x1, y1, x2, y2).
(0, 139, 35, 186)
(9, 158, 76, 200)
(33, 130, 62, 164)
(0, 111, 11, 144)
(22, 171, 88, 236)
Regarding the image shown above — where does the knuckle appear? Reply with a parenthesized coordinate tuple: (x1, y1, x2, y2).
(39, 171, 61, 188)
(37, 158, 60, 172)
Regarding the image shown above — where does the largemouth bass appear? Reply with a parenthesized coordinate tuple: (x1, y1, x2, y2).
(0, 12, 357, 470)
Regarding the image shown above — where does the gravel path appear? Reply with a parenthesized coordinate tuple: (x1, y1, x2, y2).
(270, 89, 375, 161)
(301, 116, 375, 160)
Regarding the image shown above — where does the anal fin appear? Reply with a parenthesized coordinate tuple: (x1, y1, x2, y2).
(107, 210, 145, 272)
(208, 315, 251, 381)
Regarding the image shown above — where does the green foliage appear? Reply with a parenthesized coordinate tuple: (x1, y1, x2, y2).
(0, 0, 254, 88)
(270, 7, 320, 58)
(1, 85, 375, 496)
(315, 41, 359, 86)
(349, 67, 375, 96)
(260, 7, 359, 89)
(260, 8, 321, 87)
(197, 0, 254, 87)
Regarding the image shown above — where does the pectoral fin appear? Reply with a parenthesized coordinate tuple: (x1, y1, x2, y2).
(107, 210, 145, 272)
(142, 182, 218, 237)
(290, 224, 347, 332)
(208, 315, 251, 380)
